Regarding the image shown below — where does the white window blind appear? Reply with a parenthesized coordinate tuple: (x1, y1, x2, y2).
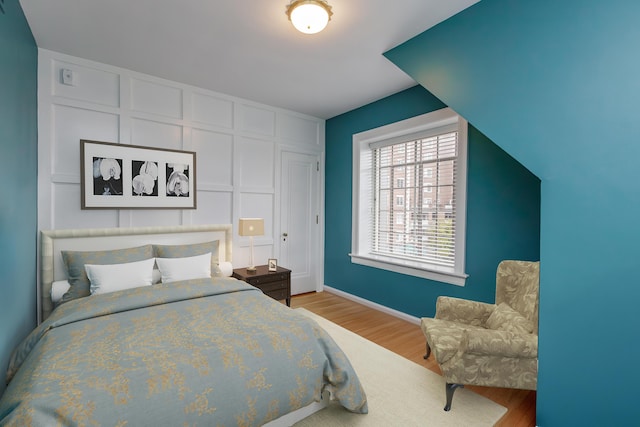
(371, 129, 458, 268)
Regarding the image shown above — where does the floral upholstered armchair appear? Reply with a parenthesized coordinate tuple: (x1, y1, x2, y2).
(421, 260, 539, 411)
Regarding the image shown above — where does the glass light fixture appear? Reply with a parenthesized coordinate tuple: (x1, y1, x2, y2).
(286, 0, 333, 34)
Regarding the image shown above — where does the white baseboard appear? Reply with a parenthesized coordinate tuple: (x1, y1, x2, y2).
(322, 285, 421, 326)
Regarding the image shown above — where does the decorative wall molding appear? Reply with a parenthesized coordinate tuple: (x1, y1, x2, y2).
(37, 49, 325, 270)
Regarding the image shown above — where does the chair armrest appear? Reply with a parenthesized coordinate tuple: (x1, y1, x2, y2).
(435, 296, 495, 327)
(461, 328, 538, 358)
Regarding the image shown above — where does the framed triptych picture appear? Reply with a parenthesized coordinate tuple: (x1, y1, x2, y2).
(80, 139, 196, 209)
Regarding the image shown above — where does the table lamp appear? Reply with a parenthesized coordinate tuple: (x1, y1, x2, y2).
(238, 218, 264, 272)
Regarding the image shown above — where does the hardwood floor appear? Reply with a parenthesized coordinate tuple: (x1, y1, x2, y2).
(291, 290, 536, 427)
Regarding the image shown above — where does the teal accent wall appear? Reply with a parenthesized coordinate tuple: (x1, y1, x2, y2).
(325, 85, 540, 319)
(0, 0, 38, 396)
(384, 0, 640, 424)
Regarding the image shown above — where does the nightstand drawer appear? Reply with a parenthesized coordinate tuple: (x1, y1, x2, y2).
(257, 280, 288, 293)
(265, 288, 288, 301)
(246, 273, 287, 286)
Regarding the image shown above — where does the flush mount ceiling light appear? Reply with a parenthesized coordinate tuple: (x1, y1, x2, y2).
(286, 0, 333, 34)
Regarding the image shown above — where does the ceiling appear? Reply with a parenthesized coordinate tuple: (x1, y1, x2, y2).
(19, 0, 479, 119)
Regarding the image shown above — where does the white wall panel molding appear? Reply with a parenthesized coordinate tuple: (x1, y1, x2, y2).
(192, 191, 233, 226)
(52, 105, 119, 177)
(130, 210, 183, 227)
(278, 141, 324, 156)
(129, 118, 183, 151)
(197, 184, 234, 192)
(192, 92, 234, 129)
(38, 48, 324, 272)
(236, 136, 275, 189)
(49, 97, 121, 117)
(182, 126, 192, 152)
(238, 104, 276, 137)
(118, 74, 132, 146)
(191, 128, 233, 186)
(52, 184, 119, 230)
(52, 59, 120, 108)
(181, 88, 193, 153)
(277, 112, 322, 147)
(50, 174, 80, 184)
(38, 52, 55, 233)
(130, 77, 183, 119)
(127, 111, 187, 128)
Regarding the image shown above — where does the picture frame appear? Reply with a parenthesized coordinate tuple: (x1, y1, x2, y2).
(268, 258, 278, 272)
(80, 139, 196, 209)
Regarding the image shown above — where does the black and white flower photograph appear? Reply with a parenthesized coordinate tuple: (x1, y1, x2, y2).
(132, 160, 158, 196)
(81, 140, 195, 209)
(166, 163, 189, 197)
(92, 157, 123, 196)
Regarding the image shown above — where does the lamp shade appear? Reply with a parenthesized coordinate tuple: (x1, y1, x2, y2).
(286, 0, 332, 34)
(238, 218, 264, 237)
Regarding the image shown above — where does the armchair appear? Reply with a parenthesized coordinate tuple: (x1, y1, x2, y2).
(421, 260, 539, 411)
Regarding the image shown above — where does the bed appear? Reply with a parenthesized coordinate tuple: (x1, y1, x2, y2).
(0, 224, 367, 426)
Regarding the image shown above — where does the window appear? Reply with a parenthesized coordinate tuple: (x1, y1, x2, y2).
(351, 108, 468, 286)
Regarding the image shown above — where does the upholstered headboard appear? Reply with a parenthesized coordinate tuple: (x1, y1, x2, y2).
(40, 224, 233, 323)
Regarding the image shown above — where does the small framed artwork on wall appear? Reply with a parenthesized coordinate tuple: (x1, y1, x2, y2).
(80, 139, 196, 209)
(268, 258, 278, 272)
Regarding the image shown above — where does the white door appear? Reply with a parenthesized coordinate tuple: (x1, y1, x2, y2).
(280, 151, 320, 294)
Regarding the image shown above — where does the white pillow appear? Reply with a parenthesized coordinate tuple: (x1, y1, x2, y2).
(218, 261, 233, 277)
(155, 252, 212, 284)
(85, 258, 156, 295)
(51, 280, 71, 305)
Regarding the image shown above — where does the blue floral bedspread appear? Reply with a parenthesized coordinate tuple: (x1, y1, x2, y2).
(0, 278, 367, 426)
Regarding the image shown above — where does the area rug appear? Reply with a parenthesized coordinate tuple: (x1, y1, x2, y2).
(294, 308, 507, 427)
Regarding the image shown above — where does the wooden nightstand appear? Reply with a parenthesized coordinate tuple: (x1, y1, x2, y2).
(232, 265, 291, 306)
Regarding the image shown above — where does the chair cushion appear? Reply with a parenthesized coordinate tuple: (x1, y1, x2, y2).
(485, 302, 534, 334)
(421, 318, 484, 364)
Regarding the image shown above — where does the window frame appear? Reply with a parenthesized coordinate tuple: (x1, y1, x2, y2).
(350, 108, 468, 286)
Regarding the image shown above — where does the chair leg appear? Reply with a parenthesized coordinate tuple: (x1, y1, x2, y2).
(444, 383, 463, 411)
(424, 342, 431, 359)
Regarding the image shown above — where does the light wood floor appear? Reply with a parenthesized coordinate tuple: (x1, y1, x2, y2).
(291, 291, 536, 427)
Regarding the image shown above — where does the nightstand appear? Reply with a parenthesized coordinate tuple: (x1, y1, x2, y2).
(232, 265, 291, 306)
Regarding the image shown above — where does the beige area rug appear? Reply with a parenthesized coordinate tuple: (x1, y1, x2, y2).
(294, 308, 507, 427)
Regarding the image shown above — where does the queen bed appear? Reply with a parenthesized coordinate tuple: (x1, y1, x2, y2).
(0, 224, 367, 426)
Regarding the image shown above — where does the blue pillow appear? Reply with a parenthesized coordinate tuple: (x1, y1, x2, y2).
(61, 245, 154, 303)
(153, 240, 221, 277)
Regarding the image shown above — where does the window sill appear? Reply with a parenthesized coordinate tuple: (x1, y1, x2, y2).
(349, 253, 468, 286)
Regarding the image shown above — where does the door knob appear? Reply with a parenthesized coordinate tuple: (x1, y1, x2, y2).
(282, 232, 288, 242)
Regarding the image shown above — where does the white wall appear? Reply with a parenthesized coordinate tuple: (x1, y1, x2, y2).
(37, 49, 325, 267)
